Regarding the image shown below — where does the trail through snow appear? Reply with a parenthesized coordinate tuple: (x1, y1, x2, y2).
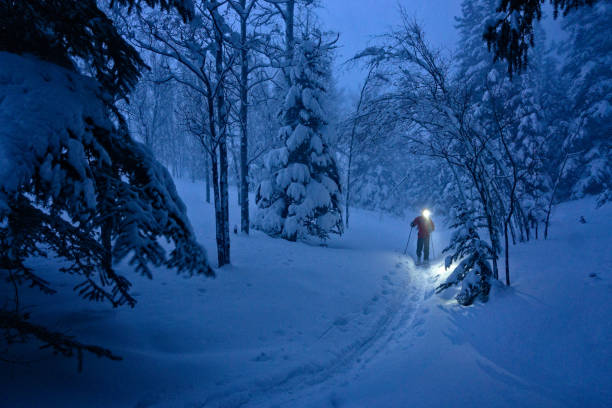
(0, 181, 443, 408)
(1, 181, 610, 408)
(204, 257, 428, 408)
(176, 182, 444, 407)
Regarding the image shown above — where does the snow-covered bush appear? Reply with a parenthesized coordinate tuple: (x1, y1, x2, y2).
(254, 39, 343, 241)
(436, 205, 495, 306)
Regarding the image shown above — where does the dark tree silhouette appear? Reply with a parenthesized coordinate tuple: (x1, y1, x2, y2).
(484, 0, 597, 75)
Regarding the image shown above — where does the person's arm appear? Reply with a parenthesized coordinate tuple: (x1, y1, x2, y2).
(431, 219, 435, 232)
(410, 217, 418, 227)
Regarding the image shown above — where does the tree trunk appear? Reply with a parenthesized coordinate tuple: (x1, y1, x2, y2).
(219, 138, 230, 264)
(487, 208, 500, 279)
(205, 153, 211, 203)
(449, 162, 468, 206)
(345, 152, 352, 229)
(545, 152, 570, 239)
(544, 202, 553, 240)
(206, 83, 224, 266)
(229, 134, 241, 206)
(470, 168, 499, 279)
(471, 163, 500, 279)
(504, 195, 516, 287)
(215, 16, 230, 265)
(281, 0, 295, 83)
(345, 67, 373, 229)
(519, 207, 530, 242)
(504, 221, 510, 286)
(239, 5, 250, 234)
(210, 150, 224, 267)
(499, 130, 518, 287)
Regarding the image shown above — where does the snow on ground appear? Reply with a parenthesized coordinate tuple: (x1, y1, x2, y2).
(319, 198, 612, 408)
(1, 180, 610, 407)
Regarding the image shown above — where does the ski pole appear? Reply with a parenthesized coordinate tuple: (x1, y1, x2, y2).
(403, 227, 414, 255)
(430, 236, 435, 258)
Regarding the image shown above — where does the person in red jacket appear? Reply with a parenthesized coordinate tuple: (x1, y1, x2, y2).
(411, 209, 435, 263)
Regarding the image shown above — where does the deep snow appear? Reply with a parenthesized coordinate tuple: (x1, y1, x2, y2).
(1, 180, 610, 407)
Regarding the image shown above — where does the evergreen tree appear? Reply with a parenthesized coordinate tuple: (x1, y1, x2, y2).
(456, 0, 498, 83)
(0, 0, 212, 368)
(561, 1, 612, 206)
(254, 39, 343, 241)
(512, 37, 556, 239)
(483, 0, 598, 75)
(436, 205, 495, 306)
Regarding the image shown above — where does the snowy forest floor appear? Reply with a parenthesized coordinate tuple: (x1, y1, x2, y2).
(1, 180, 611, 408)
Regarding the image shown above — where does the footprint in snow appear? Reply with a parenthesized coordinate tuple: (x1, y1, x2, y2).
(334, 317, 349, 326)
(252, 352, 272, 362)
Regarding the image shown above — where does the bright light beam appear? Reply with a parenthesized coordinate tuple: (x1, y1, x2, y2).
(422, 209, 431, 218)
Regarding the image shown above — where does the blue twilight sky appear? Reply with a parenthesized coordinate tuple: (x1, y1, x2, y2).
(318, 0, 565, 96)
(320, 0, 462, 94)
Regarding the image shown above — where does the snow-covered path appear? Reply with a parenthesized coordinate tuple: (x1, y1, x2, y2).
(174, 182, 444, 407)
(1, 181, 610, 408)
(199, 255, 422, 407)
(0, 181, 444, 408)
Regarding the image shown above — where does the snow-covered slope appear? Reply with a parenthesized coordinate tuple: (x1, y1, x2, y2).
(1, 180, 610, 407)
(309, 198, 612, 408)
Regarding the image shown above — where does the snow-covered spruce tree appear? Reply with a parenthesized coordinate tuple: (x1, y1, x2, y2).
(561, 1, 612, 206)
(254, 39, 343, 241)
(0, 0, 212, 368)
(512, 44, 551, 241)
(436, 205, 495, 306)
(483, 0, 599, 75)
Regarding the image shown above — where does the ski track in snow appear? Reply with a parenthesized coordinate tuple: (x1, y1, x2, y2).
(200, 256, 433, 408)
(2, 184, 609, 408)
